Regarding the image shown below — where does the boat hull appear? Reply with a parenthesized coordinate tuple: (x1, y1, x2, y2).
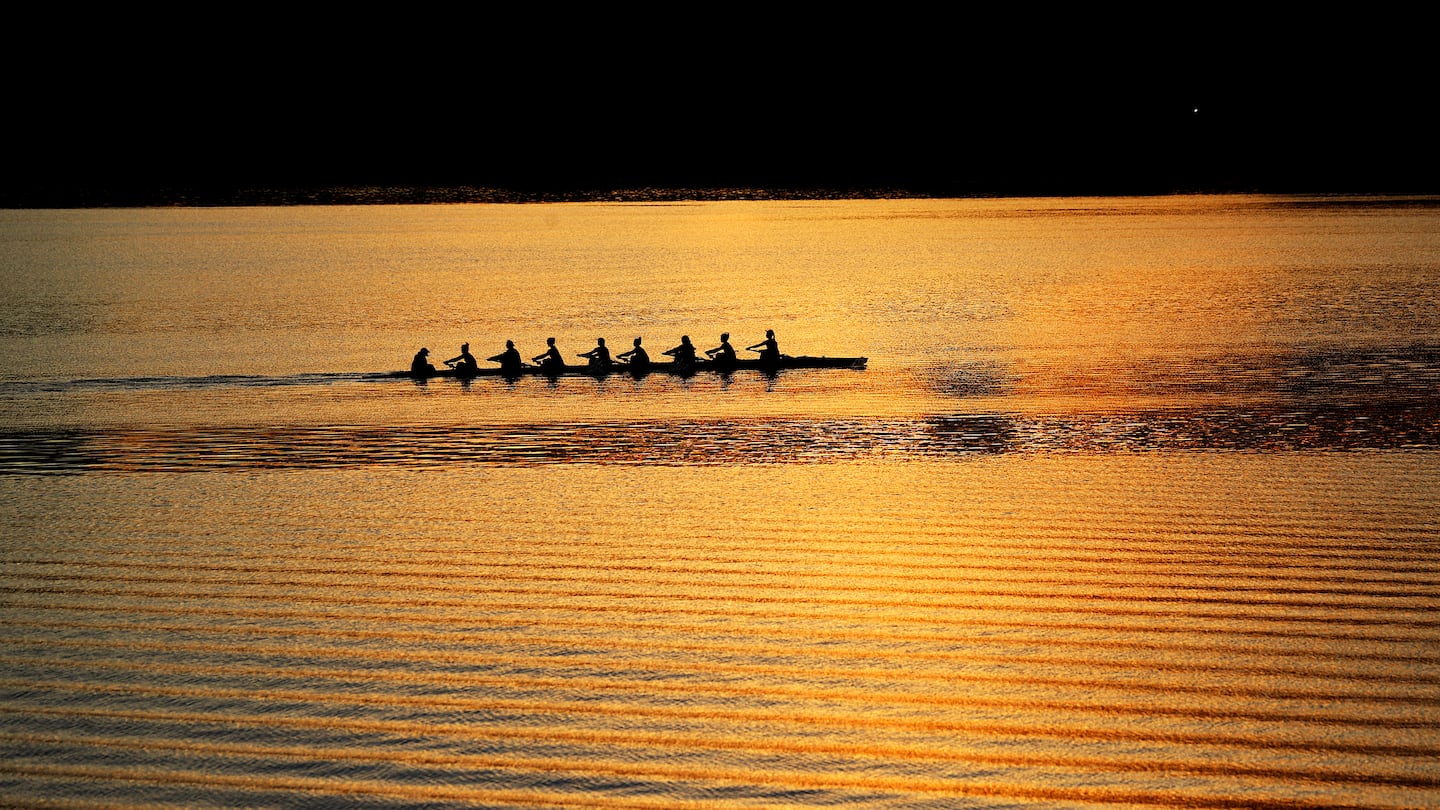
(389, 356, 867, 380)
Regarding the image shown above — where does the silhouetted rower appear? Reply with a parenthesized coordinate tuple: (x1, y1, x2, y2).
(664, 335, 700, 370)
(617, 337, 650, 371)
(705, 332, 737, 369)
(445, 342, 479, 375)
(411, 347, 436, 376)
(488, 340, 523, 374)
(578, 337, 612, 371)
(746, 330, 781, 365)
(533, 338, 565, 372)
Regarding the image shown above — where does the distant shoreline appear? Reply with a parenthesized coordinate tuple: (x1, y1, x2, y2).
(5, 185, 1439, 209)
(0, 186, 934, 208)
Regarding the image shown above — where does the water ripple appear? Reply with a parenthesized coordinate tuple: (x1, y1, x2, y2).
(3, 401, 1438, 474)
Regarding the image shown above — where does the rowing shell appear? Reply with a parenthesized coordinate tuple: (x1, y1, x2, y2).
(387, 355, 867, 380)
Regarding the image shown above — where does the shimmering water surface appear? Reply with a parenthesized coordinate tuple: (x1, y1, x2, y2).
(2, 196, 1439, 808)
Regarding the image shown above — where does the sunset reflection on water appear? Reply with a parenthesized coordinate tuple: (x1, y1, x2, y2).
(2, 197, 1438, 807)
(5, 454, 1435, 806)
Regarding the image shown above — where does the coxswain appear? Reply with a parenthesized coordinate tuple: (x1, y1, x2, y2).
(411, 347, 436, 376)
(487, 340, 523, 375)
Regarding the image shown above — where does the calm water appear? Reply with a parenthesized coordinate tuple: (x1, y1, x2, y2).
(2, 196, 1439, 808)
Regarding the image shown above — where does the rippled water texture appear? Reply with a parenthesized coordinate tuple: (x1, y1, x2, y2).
(2, 196, 1438, 807)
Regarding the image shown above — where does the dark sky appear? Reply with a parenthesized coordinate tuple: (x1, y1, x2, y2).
(6, 20, 1434, 203)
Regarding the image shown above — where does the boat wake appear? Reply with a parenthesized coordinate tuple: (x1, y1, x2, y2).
(0, 372, 389, 395)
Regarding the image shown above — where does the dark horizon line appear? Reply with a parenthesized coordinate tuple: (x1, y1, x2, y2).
(6, 180, 1440, 208)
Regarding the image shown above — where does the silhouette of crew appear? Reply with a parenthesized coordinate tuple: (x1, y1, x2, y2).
(705, 332, 737, 369)
(533, 338, 565, 372)
(747, 330, 781, 364)
(488, 340, 523, 375)
(579, 337, 612, 371)
(411, 347, 436, 376)
(617, 337, 650, 371)
(664, 335, 700, 370)
(445, 343, 479, 375)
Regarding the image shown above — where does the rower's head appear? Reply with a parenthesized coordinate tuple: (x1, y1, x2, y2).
(546, 337, 555, 346)
(418, 347, 429, 355)
(633, 337, 642, 346)
(597, 337, 605, 346)
(461, 343, 469, 351)
(681, 335, 691, 344)
(505, 340, 514, 348)
(766, 329, 775, 338)
(721, 333, 729, 341)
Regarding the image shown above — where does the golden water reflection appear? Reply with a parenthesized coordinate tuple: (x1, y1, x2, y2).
(4, 197, 1440, 806)
(3, 455, 1437, 806)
